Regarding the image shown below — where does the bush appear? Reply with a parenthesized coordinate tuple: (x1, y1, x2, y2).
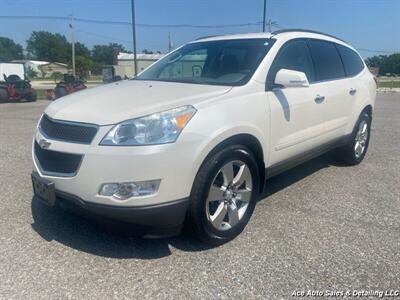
(50, 72, 64, 83)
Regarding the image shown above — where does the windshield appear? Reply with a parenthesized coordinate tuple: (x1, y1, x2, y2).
(135, 38, 274, 86)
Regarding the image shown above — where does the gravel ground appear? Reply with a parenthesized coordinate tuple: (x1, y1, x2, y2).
(0, 93, 399, 299)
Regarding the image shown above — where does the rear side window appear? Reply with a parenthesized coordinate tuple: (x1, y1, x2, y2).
(308, 39, 345, 81)
(268, 39, 315, 84)
(336, 44, 364, 77)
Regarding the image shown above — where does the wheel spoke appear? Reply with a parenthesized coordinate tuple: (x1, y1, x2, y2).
(221, 163, 234, 186)
(237, 188, 252, 203)
(207, 185, 224, 202)
(211, 202, 227, 228)
(232, 164, 251, 188)
(355, 143, 362, 157)
(361, 122, 368, 134)
(228, 202, 239, 227)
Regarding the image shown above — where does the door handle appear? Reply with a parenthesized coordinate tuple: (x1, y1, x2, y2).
(349, 88, 357, 95)
(315, 95, 325, 103)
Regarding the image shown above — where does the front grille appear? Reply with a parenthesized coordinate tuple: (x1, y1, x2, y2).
(39, 114, 98, 144)
(34, 141, 83, 176)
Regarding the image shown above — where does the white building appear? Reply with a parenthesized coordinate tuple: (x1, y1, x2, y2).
(116, 52, 164, 77)
(12, 60, 48, 74)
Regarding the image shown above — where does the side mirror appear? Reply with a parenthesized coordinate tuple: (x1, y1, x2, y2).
(274, 69, 309, 88)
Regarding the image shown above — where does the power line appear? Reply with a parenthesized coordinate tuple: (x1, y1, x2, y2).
(1, 15, 395, 55)
(356, 48, 395, 54)
(0, 15, 263, 28)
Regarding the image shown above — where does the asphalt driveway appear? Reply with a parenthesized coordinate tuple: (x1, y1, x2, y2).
(0, 93, 399, 299)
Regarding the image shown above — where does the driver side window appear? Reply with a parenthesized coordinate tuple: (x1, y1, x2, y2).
(268, 40, 315, 85)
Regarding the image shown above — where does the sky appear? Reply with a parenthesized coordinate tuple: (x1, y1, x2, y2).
(0, 0, 399, 58)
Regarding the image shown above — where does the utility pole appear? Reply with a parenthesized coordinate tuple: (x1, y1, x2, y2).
(69, 15, 76, 76)
(131, 0, 138, 76)
(168, 32, 173, 52)
(262, 0, 267, 32)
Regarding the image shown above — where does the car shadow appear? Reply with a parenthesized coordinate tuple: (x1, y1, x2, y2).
(31, 197, 212, 260)
(31, 152, 343, 259)
(260, 151, 346, 199)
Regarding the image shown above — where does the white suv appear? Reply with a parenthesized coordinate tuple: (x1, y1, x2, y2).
(32, 30, 376, 244)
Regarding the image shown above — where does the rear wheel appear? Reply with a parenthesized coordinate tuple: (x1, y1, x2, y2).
(336, 111, 371, 165)
(188, 145, 259, 245)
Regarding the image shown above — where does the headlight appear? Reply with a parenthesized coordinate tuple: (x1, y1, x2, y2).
(100, 105, 196, 146)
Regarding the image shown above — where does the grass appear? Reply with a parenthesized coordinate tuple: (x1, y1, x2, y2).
(36, 89, 48, 100)
(378, 81, 400, 89)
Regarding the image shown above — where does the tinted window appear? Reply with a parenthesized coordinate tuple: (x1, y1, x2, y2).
(268, 40, 315, 84)
(309, 39, 345, 81)
(336, 44, 364, 77)
(136, 39, 274, 86)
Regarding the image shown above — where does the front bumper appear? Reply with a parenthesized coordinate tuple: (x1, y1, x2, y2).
(53, 188, 189, 229)
(32, 126, 208, 207)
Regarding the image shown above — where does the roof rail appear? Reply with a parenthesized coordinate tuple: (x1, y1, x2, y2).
(271, 29, 347, 43)
(195, 35, 218, 41)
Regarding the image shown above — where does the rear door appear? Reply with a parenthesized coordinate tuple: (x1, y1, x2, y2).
(267, 39, 326, 166)
(335, 43, 367, 130)
(308, 39, 349, 141)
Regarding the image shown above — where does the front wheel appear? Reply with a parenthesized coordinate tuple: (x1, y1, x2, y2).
(26, 90, 37, 102)
(187, 145, 259, 245)
(336, 111, 371, 165)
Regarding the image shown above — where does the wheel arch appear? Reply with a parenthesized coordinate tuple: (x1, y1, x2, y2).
(196, 133, 266, 194)
(361, 104, 373, 118)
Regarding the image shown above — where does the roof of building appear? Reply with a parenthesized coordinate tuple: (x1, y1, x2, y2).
(12, 60, 49, 66)
(41, 62, 68, 67)
(118, 52, 164, 60)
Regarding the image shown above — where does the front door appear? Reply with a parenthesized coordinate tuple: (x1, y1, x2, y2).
(266, 39, 327, 166)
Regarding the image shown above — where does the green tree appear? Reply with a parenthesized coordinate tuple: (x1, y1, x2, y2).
(74, 42, 91, 59)
(383, 54, 400, 75)
(92, 43, 126, 65)
(50, 71, 63, 83)
(365, 53, 400, 75)
(0, 37, 24, 61)
(365, 55, 385, 68)
(27, 66, 38, 79)
(26, 31, 69, 62)
(73, 55, 93, 77)
(142, 49, 154, 54)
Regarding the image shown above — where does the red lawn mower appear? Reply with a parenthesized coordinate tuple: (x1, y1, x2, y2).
(0, 74, 37, 102)
(46, 74, 87, 100)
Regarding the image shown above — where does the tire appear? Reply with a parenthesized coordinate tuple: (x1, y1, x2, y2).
(55, 86, 67, 99)
(0, 88, 8, 102)
(26, 90, 37, 102)
(187, 145, 260, 245)
(336, 111, 371, 165)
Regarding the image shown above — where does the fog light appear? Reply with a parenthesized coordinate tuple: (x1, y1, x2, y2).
(99, 180, 160, 200)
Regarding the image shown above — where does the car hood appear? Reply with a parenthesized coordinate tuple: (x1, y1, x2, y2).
(45, 80, 232, 125)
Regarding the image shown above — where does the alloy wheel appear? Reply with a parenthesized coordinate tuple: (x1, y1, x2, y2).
(354, 120, 368, 158)
(206, 160, 253, 231)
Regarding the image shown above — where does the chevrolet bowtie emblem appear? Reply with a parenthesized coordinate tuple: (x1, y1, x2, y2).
(38, 138, 51, 150)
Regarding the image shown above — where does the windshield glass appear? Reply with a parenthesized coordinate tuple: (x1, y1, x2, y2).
(135, 38, 274, 86)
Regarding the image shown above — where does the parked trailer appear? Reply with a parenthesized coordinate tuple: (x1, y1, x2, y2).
(0, 63, 25, 79)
